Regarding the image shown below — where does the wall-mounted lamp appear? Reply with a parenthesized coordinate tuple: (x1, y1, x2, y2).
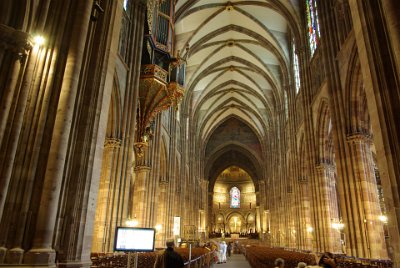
(33, 35, 45, 48)
(378, 215, 388, 224)
(155, 224, 162, 232)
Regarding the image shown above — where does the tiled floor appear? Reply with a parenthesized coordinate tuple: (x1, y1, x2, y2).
(215, 254, 252, 268)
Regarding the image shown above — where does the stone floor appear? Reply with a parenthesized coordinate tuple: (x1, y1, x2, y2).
(215, 254, 252, 268)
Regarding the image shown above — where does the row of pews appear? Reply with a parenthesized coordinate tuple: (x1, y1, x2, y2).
(242, 245, 393, 268)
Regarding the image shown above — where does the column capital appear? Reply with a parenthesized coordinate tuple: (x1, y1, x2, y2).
(104, 137, 122, 148)
(315, 163, 335, 172)
(0, 24, 32, 58)
(134, 165, 151, 172)
(346, 132, 372, 143)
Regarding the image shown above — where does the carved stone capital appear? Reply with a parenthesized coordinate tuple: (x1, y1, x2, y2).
(159, 180, 169, 186)
(134, 165, 151, 172)
(0, 24, 32, 58)
(315, 163, 335, 172)
(104, 138, 122, 148)
(346, 132, 372, 144)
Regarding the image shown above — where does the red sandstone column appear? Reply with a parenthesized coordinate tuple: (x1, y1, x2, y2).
(314, 164, 341, 253)
(346, 134, 387, 259)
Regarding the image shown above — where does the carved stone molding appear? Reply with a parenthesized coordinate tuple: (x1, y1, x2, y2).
(134, 165, 151, 172)
(0, 24, 32, 58)
(104, 138, 122, 148)
(346, 132, 372, 144)
(315, 163, 335, 172)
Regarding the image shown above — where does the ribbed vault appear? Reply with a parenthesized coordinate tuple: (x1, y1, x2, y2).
(176, 0, 301, 184)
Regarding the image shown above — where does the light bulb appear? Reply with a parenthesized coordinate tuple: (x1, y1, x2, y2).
(33, 35, 45, 47)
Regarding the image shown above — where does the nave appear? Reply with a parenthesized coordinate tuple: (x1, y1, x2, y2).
(0, 0, 399, 267)
(217, 254, 251, 268)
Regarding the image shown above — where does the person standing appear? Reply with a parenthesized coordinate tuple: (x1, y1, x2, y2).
(220, 241, 227, 263)
(227, 242, 232, 258)
(163, 240, 185, 268)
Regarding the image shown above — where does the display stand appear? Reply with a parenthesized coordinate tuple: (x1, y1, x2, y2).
(188, 244, 192, 268)
(126, 252, 139, 268)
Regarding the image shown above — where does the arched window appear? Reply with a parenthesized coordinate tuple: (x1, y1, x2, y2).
(230, 187, 240, 208)
(306, 0, 320, 56)
(293, 41, 301, 94)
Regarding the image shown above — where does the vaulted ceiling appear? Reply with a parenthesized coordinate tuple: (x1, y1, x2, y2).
(175, 0, 302, 183)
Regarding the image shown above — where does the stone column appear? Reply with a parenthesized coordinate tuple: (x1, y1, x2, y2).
(298, 177, 313, 250)
(91, 138, 122, 253)
(22, 1, 93, 264)
(201, 179, 209, 237)
(258, 180, 266, 234)
(133, 163, 151, 227)
(349, 0, 400, 264)
(155, 181, 168, 248)
(346, 133, 387, 259)
(0, 26, 31, 263)
(314, 164, 341, 253)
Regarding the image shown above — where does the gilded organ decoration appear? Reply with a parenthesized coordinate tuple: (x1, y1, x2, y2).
(135, 64, 184, 158)
(147, 0, 158, 34)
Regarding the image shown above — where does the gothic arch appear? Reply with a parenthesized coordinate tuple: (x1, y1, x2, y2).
(106, 76, 122, 139)
(316, 99, 334, 165)
(345, 51, 371, 135)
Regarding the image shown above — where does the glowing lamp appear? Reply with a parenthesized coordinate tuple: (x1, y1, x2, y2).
(33, 35, 45, 47)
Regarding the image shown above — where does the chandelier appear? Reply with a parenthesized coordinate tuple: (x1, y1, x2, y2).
(134, 64, 184, 158)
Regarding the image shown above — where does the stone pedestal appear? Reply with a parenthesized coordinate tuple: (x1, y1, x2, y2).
(23, 248, 56, 266)
(5, 247, 24, 264)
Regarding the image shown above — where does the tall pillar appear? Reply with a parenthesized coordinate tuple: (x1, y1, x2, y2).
(21, 1, 92, 265)
(92, 138, 122, 253)
(314, 164, 341, 253)
(258, 180, 266, 235)
(346, 133, 387, 259)
(349, 0, 400, 264)
(155, 181, 168, 248)
(297, 177, 313, 250)
(0, 26, 31, 263)
(132, 163, 151, 227)
(201, 179, 209, 237)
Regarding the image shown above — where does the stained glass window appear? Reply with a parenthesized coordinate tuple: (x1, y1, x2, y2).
(293, 41, 300, 94)
(230, 187, 240, 208)
(306, 0, 320, 56)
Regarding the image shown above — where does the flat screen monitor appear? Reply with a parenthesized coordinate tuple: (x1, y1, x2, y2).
(114, 227, 156, 252)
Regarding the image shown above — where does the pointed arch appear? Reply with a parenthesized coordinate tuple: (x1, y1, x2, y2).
(316, 99, 334, 164)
